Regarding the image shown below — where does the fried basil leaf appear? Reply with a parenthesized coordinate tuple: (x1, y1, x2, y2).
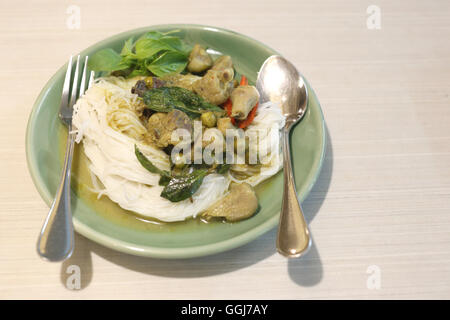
(160, 169, 208, 202)
(142, 86, 224, 118)
(134, 145, 170, 178)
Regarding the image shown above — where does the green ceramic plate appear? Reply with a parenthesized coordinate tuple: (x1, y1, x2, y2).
(26, 24, 326, 259)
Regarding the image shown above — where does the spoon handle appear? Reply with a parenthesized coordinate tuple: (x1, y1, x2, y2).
(277, 126, 312, 257)
(36, 125, 75, 261)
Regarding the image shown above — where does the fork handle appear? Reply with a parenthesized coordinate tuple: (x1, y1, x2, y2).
(37, 125, 75, 261)
(276, 126, 312, 258)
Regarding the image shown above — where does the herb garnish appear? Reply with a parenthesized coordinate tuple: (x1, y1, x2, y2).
(88, 31, 190, 78)
(143, 86, 224, 118)
(160, 169, 208, 202)
(135, 145, 228, 202)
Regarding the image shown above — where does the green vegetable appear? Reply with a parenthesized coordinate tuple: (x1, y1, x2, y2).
(135, 145, 229, 203)
(158, 175, 171, 187)
(134, 145, 170, 179)
(137, 31, 165, 41)
(141, 89, 174, 113)
(167, 87, 223, 113)
(146, 51, 188, 77)
(88, 31, 189, 78)
(160, 169, 208, 202)
(121, 37, 134, 56)
(142, 86, 225, 118)
(135, 36, 185, 60)
(135, 39, 168, 60)
(88, 48, 129, 72)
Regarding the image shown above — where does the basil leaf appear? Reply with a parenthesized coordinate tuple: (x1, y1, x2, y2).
(88, 48, 127, 72)
(146, 51, 188, 77)
(135, 145, 170, 178)
(121, 37, 134, 56)
(166, 87, 224, 113)
(142, 88, 174, 113)
(143, 90, 198, 117)
(118, 55, 137, 70)
(134, 35, 186, 60)
(171, 103, 202, 119)
(200, 101, 225, 113)
(142, 86, 223, 118)
(158, 175, 171, 187)
(158, 36, 185, 53)
(126, 60, 147, 78)
(135, 38, 173, 60)
(137, 31, 165, 41)
(160, 169, 208, 202)
(89, 31, 190, 77)
(127, 68, 147, 78)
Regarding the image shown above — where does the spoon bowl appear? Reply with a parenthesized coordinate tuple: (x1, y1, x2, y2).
(257, 55, 308, 127)
(256, 55, 311, 258)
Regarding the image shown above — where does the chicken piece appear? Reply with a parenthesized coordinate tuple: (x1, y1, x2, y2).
(211, 56, 234, 85)
(201, 183, 259, 222)
(146, 110, 192, 148)
(193, 68, 234, 105)
(162, 73, 201, 91)
(230, 85, 259, 120)
(211, 55, 233, 71)
(146, 113, 166, 146)
(217, 117, 235, 136)
(187, 44, 213, 73)
(191, 55, 235, 105)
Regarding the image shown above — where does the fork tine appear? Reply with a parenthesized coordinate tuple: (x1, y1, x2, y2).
(79, 56, 89, 97)
(61, 55, 73, 109)
(69, 55, 81, 108)
(88, 71, 95, 88)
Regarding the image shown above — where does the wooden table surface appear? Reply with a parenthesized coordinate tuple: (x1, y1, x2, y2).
(1, 0, 449, 299)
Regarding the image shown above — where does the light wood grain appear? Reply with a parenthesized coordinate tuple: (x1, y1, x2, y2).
(0, 0, 449, 299)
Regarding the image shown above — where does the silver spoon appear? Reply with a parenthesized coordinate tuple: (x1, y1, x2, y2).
(256, 55, 312, 258)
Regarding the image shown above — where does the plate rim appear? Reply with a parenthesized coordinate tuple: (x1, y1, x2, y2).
(26, 24, 326, 259)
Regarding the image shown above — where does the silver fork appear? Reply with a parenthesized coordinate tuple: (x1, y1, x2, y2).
(37, 55, 93, 262)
